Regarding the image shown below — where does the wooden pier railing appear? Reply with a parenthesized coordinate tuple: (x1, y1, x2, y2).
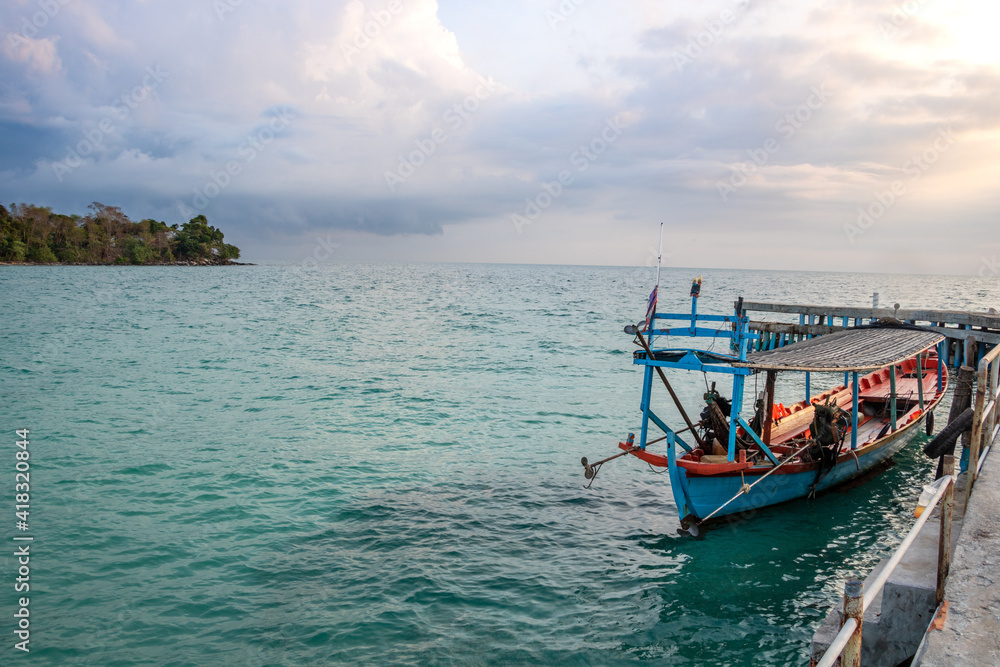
(813, 457, 957, 667)
(740, 301, 1000, 369)
(813, 342, 1000, 666)
(966, 340, 1000, 502)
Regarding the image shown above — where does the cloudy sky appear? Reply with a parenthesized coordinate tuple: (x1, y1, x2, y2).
(1, 0, 998, 272)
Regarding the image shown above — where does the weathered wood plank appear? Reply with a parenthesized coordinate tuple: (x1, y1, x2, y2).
(748, 321, 840, 337)
(922, 327, 1000, 346)
(748, 321, 1000, 346)
(750, 320, 1000, 345)
(742, 301, 1000, 331)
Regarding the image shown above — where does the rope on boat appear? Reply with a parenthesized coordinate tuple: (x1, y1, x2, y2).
(691, 441, 815, 529)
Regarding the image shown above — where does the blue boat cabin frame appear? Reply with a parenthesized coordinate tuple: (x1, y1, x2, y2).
(631, 293, 919, 466)
(635, 294, 776, 464)
(635, 293, 943, 465)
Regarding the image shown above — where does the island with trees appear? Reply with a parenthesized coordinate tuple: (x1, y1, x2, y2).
(0, 202, 245, 265)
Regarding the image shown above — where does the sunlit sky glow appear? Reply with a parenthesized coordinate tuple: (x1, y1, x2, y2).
(1, 0, 998, 272)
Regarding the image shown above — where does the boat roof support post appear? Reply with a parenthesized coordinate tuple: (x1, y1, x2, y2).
(639, 365, 654, 448)
(917, 352, 925, 411)
(762, 370, 777, 445)
(727, 373, 746, 462)
(805, 372, 811, 404)
(890, 364, 898, 432)
(851, 371, 859, 450)
(937, 341, 944, 392)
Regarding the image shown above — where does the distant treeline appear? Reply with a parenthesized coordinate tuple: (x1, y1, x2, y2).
(0, 202, 241, 265)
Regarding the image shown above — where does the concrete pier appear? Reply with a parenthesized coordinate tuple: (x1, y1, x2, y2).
(809, 478, 967, 666)
(803, 304, 1000, 666)
(810, 429, 1000, 666)
(915, 433, 1000, 665)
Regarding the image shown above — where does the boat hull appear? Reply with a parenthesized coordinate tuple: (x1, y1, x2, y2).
(672, 417, 922, 524)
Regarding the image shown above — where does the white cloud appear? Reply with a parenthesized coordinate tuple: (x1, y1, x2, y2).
(298, 0, 490, 131)
(0, 0, 997, 273)
(3, 33, 61, 73)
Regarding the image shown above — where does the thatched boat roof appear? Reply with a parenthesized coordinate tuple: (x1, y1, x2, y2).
(735, 326, 944, 372)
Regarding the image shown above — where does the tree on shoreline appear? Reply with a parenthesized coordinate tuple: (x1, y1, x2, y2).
(0, 203, 241, 264)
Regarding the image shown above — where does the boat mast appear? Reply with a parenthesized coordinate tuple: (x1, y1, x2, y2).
(655, 222, 663, 288)
(650, 223, 663, 347)
(639, 224, 665, 450)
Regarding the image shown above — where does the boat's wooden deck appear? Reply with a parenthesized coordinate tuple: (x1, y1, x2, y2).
(767, 360, 939, 448)
(769, 384, 851, 445)
(857, 367, 938, 402)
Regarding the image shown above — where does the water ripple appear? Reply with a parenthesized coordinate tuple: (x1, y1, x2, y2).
(1, 263, 994, 665)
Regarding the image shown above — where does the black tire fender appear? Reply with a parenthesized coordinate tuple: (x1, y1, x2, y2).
(924, 407, 974, 458)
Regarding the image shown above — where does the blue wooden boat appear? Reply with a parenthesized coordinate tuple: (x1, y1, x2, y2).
(584, 278, 948, 532)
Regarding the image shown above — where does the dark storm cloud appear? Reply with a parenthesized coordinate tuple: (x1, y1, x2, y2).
(0, 0, 997, 270)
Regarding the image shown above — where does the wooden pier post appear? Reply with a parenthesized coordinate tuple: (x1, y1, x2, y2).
(940, 367, 975, 479)
(842, 580, 864, 667)
(988, 354, 1000, 450)
(965, 336, 978, 373)
(937, 455, 955, 607)
(957, 332, 964, 369)
(967, 367, 987, 503)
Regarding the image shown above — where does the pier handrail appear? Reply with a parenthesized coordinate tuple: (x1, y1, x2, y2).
(967, 342, 1000, 502)
(815, 346, 998, 666)
(814, 458, 956, 667)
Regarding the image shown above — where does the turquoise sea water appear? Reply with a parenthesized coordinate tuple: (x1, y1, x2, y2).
(2, 263, 999, 666)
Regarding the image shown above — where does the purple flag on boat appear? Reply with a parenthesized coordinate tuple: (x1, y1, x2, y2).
(642, 286, 657, 332)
